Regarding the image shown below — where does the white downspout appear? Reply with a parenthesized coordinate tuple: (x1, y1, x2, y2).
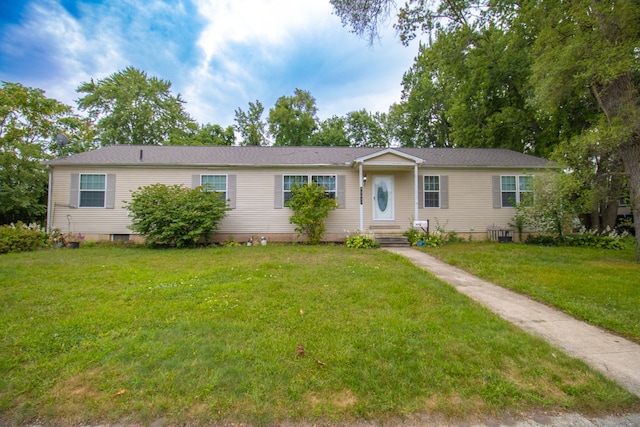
(414, 163, 419, 221)
(359, 163, 364, 231)
(47, 167, 53, 233)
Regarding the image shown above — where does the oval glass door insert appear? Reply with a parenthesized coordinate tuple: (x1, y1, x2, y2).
(377, 182, 388, 212)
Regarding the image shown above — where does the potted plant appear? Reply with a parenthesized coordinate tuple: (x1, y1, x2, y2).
(64, 232, 84, 248)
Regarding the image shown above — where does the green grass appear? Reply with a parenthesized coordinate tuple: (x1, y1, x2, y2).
(422, 241, 640, 343)
(1, 245, 638, 425)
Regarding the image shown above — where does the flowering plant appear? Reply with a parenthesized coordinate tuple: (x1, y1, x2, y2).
(64, 232, 85, 243)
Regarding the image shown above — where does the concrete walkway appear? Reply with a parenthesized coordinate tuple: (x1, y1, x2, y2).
(385, 247, 640, 399)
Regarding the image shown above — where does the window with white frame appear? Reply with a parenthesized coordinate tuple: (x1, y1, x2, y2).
(501, 175, 532, 207)
(283, 174, 336, 205)
(423, 175, 440, 208)
(519, 175, 533, 205)
(312, 175, 336, 199)
(201, 175, 227, 200)
(79, 174, 106, 207)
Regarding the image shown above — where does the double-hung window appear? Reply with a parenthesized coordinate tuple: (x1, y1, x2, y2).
(283, 175, 308, 204)
(283, 174, 336, 205)
(312, 175, 336, 199)
(201, 175, 227, 200)
(501, 175, 532, 207)
(423, 175, 440, 208)
(79, 174, 106, 207)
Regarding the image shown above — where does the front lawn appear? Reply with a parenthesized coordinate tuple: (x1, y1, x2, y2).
(421, 241, 640, 343)
(0, 245, 638, 426)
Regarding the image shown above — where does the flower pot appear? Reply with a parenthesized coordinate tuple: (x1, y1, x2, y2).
(68, 242, 80, 249)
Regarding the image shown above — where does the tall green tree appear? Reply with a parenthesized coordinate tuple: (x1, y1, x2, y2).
(234, 100, 268, 146)
(399, 23, 556, 154)
(332, 0, 640, 255)
(525, 0, 640, 254)
(77, 67, 195, 146)
(0, 82, 92, 224)
(345, 109, 387, 147)
(268, 89, 318, 146)
(552, 129, 625, 232)
(188, 123, 235, 146)
(310, 116, 350, 146)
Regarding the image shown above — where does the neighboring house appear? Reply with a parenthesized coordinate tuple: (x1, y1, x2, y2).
(46, 145, 550, 243)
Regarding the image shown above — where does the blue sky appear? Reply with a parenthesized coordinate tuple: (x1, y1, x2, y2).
(0, 0, 419, 127)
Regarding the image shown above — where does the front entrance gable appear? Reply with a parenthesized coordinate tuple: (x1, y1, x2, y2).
(352, 148, 424, 167)
(352, 149, 423, 231)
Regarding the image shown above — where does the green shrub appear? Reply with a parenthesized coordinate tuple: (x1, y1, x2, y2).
(287, 182, 338, 244)
(526, 227, 627, 250)
(345, 231, 379, 248)
(404, 225, 444, 248)
(421, 235, 444, 247)
(221, 235, 241, 247)
(0, 222, 47, 253)
(403, 226, 427, 246)
(565, 227, 626, 250)
(124, 184, 230, 248)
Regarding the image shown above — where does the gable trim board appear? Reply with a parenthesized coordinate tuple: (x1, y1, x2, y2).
(46, 146, 551, 242)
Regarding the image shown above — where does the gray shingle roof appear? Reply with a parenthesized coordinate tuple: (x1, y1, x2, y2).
(47, 145, 550, 168)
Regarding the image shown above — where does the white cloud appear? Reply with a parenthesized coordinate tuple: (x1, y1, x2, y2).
(0, 0, 417, 129)
(0, 0, 130, 105)
(183, 0, 415, 125)
(193, 0, 334, 62)
(182, 0, 345, 124)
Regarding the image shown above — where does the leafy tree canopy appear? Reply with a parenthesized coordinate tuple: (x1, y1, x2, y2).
(0, 82, 92, 224)
(77, 67, 196, 146)
(268, 89, 318, 146)
(331, 0, 640, 255)
(310, 116, 350, 146)
(345, 109, 387, 147)
(234, 100, 268, 146)
(188, 123, 236, 146)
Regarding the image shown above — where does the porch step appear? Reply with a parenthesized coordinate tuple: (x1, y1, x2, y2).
(375, 235, 410, 247)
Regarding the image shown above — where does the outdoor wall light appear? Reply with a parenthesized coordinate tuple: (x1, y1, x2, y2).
(363, 174, 367, 186)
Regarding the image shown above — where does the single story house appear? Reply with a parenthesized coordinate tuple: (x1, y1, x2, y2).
(46, 145, 550, 243)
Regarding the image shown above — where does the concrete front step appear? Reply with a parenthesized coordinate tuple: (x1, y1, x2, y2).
(375, 235, 410, 247)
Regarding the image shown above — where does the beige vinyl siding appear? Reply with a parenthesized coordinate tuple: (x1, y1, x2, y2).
(50, 166, 362, 237)
(415, 168, 526, 233)
(228, 168, 358, 234)
(49, 163, 540, 240)
(369, 152, 417, 164)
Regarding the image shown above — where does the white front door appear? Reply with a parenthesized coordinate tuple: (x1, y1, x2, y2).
(373, 175, 394, 221)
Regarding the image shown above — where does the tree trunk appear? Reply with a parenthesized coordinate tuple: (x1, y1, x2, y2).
(600, 167, 624, 231)
(619, 141, 640, 259)
(592, 72, 640, 259)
